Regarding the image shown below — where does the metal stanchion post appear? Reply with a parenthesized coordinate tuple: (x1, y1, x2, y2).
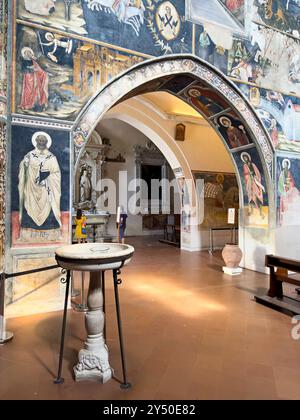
(0, 273, 13, 344)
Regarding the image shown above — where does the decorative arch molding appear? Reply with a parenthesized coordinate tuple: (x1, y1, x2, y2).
(68, 55, 277, 269)
(73, 55, 274, 182)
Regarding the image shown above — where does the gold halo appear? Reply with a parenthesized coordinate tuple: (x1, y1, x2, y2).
(187, 88, 201, 98)
(282, 159, 291, 169)
(219, 116, 231, 127)
(241, 152, 251, 163)
(32, 131, 52, 149)
(21, 47, 35, 60)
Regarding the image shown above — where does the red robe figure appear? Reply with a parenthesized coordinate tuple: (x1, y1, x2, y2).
(20, 47, 49, 111)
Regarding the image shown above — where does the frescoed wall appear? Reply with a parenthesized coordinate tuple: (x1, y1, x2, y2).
(236, 82, 300, 152)
(10, 126, 71, 247)
(163, 78, 254, 151)
(17, 0, 192, 56)
(276, 154, 300, 227)
(232, 146, 269, 227)
(2, 0, 300, 274)
(14, 24, 143, 120)
(253, 0, 300, 36)
(12, 1, 300, 156)
(193, 171, 239, 229)
(220, 0, 245, 26)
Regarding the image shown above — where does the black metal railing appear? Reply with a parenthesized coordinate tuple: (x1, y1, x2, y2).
(0, 264, 60, 336)
(1, 264, 59, 282)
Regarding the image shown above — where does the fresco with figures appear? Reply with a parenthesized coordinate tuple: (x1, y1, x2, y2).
(17, 0, 192, 56)
(162, 78, 254, 151)
(15, 24, 143, 120)
(220, 0, 245, 26)
(193, 171, 239, 229)
(8, 0, 300, 246)
(276, 155, 300, 227)
(14, 1, 300, 137)
(253, 0, 300, 36)
(11, 126, 71, 247)
(181, 81, 232, 118)
(232, 146, 268, 227)
(213, 111, 253, 150)
(237, 82, 300, 153)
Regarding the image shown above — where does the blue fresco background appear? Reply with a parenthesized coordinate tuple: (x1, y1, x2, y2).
(82, 0, 193, 56)
(11, 126, 70, 212)
(276, 155, 300, 210)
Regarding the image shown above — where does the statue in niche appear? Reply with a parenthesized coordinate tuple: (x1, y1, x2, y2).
(79, 166, 92, 208)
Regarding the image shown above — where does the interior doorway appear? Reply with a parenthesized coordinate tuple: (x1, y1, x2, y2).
(73, 88, 240, 251)
(73, 56, 273, 270)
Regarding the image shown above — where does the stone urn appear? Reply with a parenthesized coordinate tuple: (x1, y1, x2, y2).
(222, 243, 243, 275)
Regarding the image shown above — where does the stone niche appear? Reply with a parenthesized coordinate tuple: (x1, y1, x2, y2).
(73, 131, 113, 242)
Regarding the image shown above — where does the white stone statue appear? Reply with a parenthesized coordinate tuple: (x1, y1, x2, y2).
(80, 167, 92, 203)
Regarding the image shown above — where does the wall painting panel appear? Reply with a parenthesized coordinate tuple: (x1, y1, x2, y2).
(276, 154, 300, 227)
(14, 24, 144, 120)
(11, 126, 71, 247)
(232, 146, 268, 227)
(193, 171, 239, 229)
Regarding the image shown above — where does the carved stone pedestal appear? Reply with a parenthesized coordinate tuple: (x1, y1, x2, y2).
(74, 272, 113, 383)
(55, 243, 134, 387)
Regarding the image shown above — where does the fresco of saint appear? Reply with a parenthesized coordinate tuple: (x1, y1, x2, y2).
(185, 85, 229, 117)
(218, 116, 250, 148)
(19, 47, 49, 112)
(278, 158, 300, 225)
(18, 131, 62, 242)
(241, 152, 265, 218)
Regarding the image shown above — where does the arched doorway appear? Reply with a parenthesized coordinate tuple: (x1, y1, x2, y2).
(72, 55, 275, 272)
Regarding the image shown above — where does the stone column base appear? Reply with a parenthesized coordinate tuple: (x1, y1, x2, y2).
(74, 348, 113, 383)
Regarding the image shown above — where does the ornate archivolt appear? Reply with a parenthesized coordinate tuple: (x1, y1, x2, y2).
(73, 56, 274, 180)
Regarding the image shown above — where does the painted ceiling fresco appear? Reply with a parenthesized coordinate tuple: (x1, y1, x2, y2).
(14, 0, 300, 154)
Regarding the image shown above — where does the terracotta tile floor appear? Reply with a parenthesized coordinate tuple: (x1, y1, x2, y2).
(1, 237, 300, 400)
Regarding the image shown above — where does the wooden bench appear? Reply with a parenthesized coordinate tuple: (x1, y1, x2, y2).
(266, 255, 300, 299)
(254, 255, 300, 315)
